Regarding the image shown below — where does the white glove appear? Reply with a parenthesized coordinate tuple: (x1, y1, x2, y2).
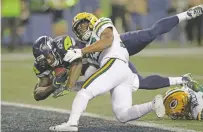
(63, 49, 83, 63)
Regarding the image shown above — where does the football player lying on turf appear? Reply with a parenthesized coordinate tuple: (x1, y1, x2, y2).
(164, 83, 203, 120)
(32, 4, 203, 100)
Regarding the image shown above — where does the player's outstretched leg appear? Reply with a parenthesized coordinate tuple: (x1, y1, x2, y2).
(177, 4, 203, 22)
(121, 15, 179, 55)
(129, 62, 195, 90)
(49, 89, 93, 131)
(112, 86, 165, 123)
(114, 96, 165, 123)
(138, 73, 194, 90)
(49, 59, 134, 131)
(121, 5, 203, 56)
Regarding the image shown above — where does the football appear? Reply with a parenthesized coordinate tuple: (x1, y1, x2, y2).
(54, 67, 67, 77)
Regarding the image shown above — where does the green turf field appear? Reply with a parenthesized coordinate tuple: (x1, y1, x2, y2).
(2, 47, 203, 131)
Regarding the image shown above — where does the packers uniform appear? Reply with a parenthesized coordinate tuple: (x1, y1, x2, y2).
(164, 86, 203, 120)
(183, 87, 203, 120)
(86, 17, 129, 66)
(72, 12, 139, 120)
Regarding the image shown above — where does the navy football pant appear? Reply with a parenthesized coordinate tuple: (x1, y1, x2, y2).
(121, 16, 179, 89)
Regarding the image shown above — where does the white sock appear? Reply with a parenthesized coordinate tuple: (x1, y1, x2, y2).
(177, 12, 190, 23)
(168, 77, 183, 86)
(117, 102, 152, 122)
(68, 90, 92, 125)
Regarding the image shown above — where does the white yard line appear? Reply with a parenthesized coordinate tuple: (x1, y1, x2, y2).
(1, 101, 199, 132)
(1, 47, 203, 61)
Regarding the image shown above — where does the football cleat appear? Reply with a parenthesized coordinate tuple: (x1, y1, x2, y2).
(49, 122, 78, 131)
(152, 94, 165, 118)
(182, 73, 199, 92)
(182, 73, 193, 86)
(186, 5, 203, 19)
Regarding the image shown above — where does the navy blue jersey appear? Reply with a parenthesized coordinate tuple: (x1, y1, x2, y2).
(33, 61, 53, 78)
(33, 35, 76, 78)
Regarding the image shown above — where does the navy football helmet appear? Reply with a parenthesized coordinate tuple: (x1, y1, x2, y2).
(32, 36, 59, 68)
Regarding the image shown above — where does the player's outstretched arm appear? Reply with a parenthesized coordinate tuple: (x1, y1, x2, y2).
(81, 28, 113, 54)
(33, 77, 54, 101)
(66, 59, 83, 89)
(63, 28, 114, 63)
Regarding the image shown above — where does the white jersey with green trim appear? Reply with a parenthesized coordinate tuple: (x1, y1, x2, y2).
(182, 86, 203, 120)
(86, 17, 129, 66)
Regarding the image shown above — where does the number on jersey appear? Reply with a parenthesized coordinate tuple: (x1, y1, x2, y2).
(64, 36, 73, 50)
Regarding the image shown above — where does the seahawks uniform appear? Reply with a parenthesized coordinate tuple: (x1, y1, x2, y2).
(33, 35, 76, 78)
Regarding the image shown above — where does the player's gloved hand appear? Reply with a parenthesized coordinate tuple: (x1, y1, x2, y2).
(52, 72, 68, 89)
(63, 49, 83, 63)
(52, 86, 70, 98)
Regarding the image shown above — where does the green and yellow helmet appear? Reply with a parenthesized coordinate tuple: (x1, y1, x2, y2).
(72, 12, 98, 41)
(163, 88, 190, 120)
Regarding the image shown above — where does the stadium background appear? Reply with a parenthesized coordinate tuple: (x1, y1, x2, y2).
(2, 0, 203, 45)
(1, 0, 203, 132)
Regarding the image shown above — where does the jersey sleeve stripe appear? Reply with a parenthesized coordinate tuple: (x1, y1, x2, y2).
(64, 36, 73, 50)
(82, 58, 116, 88)
(95, 20, 112, 35)
(95, 20, 111, 31)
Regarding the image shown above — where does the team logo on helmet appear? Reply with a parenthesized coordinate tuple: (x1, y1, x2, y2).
(169, 99, 178, 109)
(164, 88, 190, 120)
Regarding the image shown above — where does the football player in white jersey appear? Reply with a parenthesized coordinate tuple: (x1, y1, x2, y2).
(49, 12, 165, 131)
(164, 84, 203, 120)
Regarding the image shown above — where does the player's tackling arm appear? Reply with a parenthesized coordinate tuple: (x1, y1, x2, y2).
(81, 28, 113, 54)
(66, 59, 83, 89)
(33, 77, 54, 101)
